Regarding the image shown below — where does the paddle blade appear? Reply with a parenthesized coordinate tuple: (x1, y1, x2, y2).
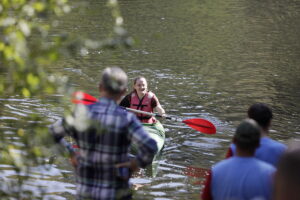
(184, 166, 210, 179)
(72, 91, 98, 105)
(183, 118, 216, 134)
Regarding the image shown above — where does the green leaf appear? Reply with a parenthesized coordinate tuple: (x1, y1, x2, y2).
(0, 42, 5, 51)
(33, 2, 45, 12)
(32, 147, 42, 157)
(0, 84, 4, 93)
(4, 46, 14, 60)
(22, 87, 30, 97)
(17, 128, 25, 137)
(27, 73, 40, 89)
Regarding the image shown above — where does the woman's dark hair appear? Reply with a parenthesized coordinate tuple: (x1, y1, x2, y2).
(248, 103, 273, 129)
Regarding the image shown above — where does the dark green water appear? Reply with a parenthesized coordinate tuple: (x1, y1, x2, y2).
(1, 0, 299, 199)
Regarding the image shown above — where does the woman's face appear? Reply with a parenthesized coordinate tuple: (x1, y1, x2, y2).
(134, 78, 148, 95)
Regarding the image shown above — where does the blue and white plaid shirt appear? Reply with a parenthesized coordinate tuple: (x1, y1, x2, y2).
(50, 97, 158, 200)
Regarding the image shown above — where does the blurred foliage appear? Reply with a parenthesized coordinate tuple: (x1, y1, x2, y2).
(0, 0, 70, 97)
(0, 0, 133, 198)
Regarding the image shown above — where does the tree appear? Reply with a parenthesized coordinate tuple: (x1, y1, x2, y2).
(0, 0, 133, 198)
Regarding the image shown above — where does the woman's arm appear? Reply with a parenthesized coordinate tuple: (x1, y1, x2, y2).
(155, 104, 166, 117)
(152, 94, 166, 116)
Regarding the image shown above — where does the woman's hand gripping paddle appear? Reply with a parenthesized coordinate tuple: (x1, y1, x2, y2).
(72, 91, 217, 134)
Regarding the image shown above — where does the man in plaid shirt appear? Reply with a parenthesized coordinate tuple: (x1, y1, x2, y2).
(50, 67, 158, 200)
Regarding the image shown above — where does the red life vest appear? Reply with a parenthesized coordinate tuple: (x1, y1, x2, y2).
(129, 91, 157, 123)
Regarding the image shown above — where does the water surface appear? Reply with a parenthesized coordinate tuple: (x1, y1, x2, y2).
(1, 0, 299, 199)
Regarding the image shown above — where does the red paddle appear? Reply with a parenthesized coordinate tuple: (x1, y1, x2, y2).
(71, 91, 217, 134)
(183, 118, 216, 134)
(184, 166, 210, 185)
(72, 91, 98, 105)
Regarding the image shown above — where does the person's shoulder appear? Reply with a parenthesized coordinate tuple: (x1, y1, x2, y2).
(80, 101, 99, 114)
(89, 97, 110, 109)
(230, 143, 236, 149)
(117, 105, 137, 120)
(274, 140, 287, 150)
(147, 91, 156, 98)
(272, 139, 287, 150)
(263, 137, 287, 150)
(116, 105, 128, 114)
(123, 92, 132, 99)
(255, 158, 276, 172)
(213, 157, 233, 169)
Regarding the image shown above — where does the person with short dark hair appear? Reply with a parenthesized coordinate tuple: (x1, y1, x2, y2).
(274, 140, 300, 200)
(201, 119, 276, 200)
(50, 67, 158, 200)
(226, 103, 287, 167)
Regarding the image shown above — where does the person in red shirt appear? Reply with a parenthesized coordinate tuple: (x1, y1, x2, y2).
(201, 119, 275, 200)
(226, 103, 286, 167)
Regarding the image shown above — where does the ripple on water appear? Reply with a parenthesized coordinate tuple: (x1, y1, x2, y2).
(182, 141, 220, 149)
(0, 164, 76, 197)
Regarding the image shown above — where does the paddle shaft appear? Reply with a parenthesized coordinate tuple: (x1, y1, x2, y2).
(125, 107, 213, 129)
(72, 91, 216, 134)
(124, 107, 180, 121)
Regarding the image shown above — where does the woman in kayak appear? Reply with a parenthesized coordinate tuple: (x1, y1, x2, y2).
(119, 76, 166, 123)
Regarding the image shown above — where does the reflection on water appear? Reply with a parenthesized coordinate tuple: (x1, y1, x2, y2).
(1, 0, 299, 199)
(0, 164, 75, 199)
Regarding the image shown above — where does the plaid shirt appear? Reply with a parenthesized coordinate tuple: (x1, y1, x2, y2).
(50, 97, 158, 200)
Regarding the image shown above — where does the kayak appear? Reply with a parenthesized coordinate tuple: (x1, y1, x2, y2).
(131, 121, 165, 155)
(141, 121, 166, 177)
(142, 121, 165, 153)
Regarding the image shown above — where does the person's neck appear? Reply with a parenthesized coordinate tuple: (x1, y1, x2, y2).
(100, 92, 119, 102)
(261, 128, 269, 138)
(236, 148, 255, 157)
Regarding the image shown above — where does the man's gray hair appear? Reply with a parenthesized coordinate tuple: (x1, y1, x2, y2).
(100, 67, 128, 94)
